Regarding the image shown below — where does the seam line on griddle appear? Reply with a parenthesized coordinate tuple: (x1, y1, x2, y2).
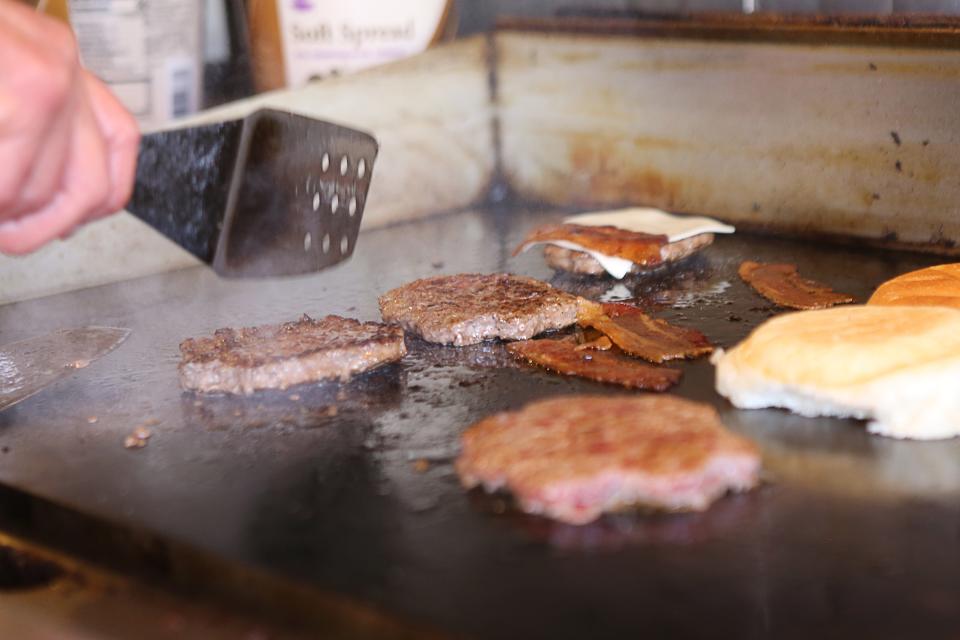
(485, 31, 506, 201)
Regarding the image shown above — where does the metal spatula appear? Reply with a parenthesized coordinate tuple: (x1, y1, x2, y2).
(127, 109, 378, 278)
(0, 327, 130, 412)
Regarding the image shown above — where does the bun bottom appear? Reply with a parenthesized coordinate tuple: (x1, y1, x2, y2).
(714, 349, 960, 440)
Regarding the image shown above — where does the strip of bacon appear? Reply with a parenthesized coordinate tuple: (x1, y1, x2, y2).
(739, 261, 854, 310)
(576, 301, 714, 364)
(574, 335, 613, 351)
(507, 337, 681, 391)
(513, 224, 667, 267)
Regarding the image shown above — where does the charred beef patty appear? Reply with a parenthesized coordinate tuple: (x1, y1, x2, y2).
(457, 395, 761, 525)
(179, 315, 406, 394)
(378, 273, 580, 346)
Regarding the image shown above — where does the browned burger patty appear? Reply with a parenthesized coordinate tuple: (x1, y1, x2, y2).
(179, 315, 406, 395)
(456, 395, 761, 525)
(378, 273, 580, 346)
(543, 233, 715, 276)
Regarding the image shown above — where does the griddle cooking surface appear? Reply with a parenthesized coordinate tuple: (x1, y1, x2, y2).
(1, 208, 959, 638)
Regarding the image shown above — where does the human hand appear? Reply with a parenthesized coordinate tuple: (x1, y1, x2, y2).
(0, 0, 140, 254)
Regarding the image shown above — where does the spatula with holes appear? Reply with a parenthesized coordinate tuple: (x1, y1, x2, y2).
(127, 109, 378, 278)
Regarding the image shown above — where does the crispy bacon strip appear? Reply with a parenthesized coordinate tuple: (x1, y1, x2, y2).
(507, 337, 681, 391)
(513, 224, 667, 267)
(739, 261, 854, 310)
(576, 301, 714, 364)
(574, 335, 613, 351)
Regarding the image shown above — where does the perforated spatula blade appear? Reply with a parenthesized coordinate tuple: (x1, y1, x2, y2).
(128, 109, 378, 278)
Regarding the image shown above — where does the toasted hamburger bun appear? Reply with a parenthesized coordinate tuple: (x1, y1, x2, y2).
(713, 305, 960, 440)
(868, 263, 960, 308)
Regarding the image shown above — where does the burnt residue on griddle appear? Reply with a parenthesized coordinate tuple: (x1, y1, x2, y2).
(631, 257, 721, 309)
(404, 337, 520, 371)
(548, 253, 723, 311)
(180, 364, 405, 432)
(0, 545, 66, 592)
(749, 304, 778, 314)
(467, 487, 761, 553)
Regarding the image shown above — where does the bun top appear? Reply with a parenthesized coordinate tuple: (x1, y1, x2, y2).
(869, 263, 960, 308)
(724, 305, 960, 387)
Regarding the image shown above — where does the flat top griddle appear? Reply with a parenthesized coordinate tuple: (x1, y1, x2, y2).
(1, 206, 959, 638)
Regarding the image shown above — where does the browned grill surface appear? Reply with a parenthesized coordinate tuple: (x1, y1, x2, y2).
(0, 207, 958, 638)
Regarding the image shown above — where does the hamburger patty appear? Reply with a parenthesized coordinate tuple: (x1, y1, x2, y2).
(379, 273, 580, 346)
(179, 315, 406, 394)
(543, 233, 714, 276)
(457, 395, 761, 525)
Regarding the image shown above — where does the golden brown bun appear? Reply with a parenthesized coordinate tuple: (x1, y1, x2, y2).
(868, 263, 960, 308)
(713, 305, 960, 440)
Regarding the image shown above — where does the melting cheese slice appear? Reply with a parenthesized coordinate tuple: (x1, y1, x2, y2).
(536, 240, 638, 279)
(564, 207, 735, 242)
(517, 207, 735, 279)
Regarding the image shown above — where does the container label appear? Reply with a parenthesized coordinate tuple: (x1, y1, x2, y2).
(69, 0, 203, 127)
(277, 0, 448, 87)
